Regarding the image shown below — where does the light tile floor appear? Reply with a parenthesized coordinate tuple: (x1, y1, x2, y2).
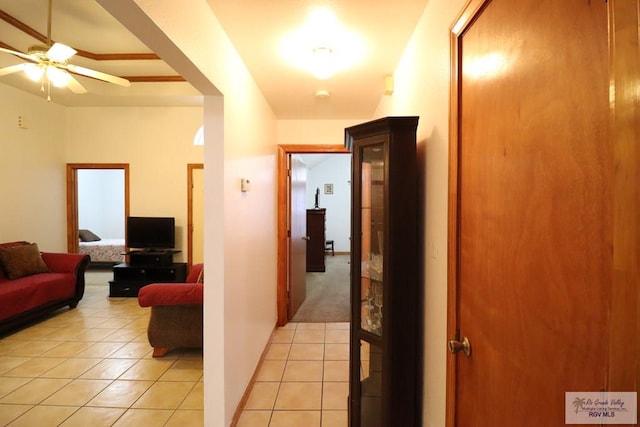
(0, 278, 350, 427)
(237, 322, 350, 427)
(0, 284, 203, 427)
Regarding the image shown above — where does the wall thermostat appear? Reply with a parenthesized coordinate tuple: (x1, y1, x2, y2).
(241, 178, 251, 192)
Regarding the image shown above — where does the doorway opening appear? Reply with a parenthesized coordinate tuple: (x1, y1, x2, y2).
(66, 164, 130, 259)
(187, 163, 204, 269)
(276, 144, 350, 326)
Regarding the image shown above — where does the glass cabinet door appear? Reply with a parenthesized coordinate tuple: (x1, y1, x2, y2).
(360, 144, 385, 336)
(347, 116, 420, 427)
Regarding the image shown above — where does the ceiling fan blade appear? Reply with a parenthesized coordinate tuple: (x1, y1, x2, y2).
(47, 43, 77, 62)
(66, 74, 87, 94)
(0, 63, 26, 77)
(0, 47, 36, 62)
(66, 64, 131, 87)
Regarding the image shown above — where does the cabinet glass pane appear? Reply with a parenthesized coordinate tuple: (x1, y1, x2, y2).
(360, 339, 382, 427)
(360, 144, 385, 336)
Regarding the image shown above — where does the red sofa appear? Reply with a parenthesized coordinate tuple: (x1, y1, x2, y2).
(0, 241, 90, 335)
(138, 263, 203, 357)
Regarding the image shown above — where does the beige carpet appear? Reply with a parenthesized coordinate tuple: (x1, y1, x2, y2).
(291, 254, 351, 323)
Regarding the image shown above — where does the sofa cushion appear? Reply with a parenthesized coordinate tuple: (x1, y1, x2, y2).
(0, 272, 75, 321)
(138, 283, 203, 307)
(0, 243, 49, 279)
(79, 229, 101, 242)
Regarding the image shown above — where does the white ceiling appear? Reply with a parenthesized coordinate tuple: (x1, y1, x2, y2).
(0, 0, 428, 119)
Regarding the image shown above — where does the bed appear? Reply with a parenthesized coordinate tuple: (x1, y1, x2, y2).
(78, 230, 125, 265)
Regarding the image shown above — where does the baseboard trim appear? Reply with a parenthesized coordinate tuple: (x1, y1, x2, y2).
(230, 324, 278, 427)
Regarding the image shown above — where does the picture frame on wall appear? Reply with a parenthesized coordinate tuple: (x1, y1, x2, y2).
(324, 183, 334, 195)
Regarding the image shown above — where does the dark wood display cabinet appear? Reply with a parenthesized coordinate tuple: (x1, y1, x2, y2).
(109, 262, 187, 297)
(306, 208, 326, 272)
(346, 117, 422, 427)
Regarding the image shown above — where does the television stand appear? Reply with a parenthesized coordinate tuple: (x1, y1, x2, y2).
(109, 262, 187, 297)
(127, 249, 180, 266)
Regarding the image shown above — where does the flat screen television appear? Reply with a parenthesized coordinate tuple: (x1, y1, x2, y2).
(126, 216, 175, 250)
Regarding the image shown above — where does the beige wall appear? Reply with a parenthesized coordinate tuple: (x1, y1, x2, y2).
(0, 83, 204, 257)
(65, 106, 204, 263)
(373, 0, 466, 425)
(0, 84, 67, 251)
(277, 119, 365, 145)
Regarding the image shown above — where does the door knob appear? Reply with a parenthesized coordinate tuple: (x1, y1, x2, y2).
(302, 236, 310, 241)
(448, 336, 471, 357)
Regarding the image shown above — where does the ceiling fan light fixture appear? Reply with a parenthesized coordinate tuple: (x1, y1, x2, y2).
(47, 66, 71, 87)
(24, 63, 44, 82)
(0, 1, 130, 100)
(47, 43, 77, 63)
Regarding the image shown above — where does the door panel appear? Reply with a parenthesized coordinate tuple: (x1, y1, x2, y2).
(192, 167, 204, 265)
(288, 155, 307, 318)
(449, 0, 610, 425)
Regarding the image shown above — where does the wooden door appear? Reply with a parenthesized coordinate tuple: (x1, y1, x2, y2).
(288, 155, 307, 318)
(447, 0, 611, 425)
(190, 165, 204, 265)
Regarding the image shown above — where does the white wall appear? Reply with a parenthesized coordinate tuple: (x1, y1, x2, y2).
(78, 169, 125, 239)
(0, 84, 67, 252)
(373, 0, 466, 425)
(303, 154, 351, 253)
(99, 2, 280, 426)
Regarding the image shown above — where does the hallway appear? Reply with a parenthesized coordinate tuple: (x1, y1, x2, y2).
(237, 322, 349, 427)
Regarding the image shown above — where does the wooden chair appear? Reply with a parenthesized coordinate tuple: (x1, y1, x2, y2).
(325, 240, 335, 256)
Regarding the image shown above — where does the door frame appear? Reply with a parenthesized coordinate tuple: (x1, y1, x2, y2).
(66, 163, 130, 254)
(276, 144, 350, 326)
(446, 3, 487, 424)
(187, 163, 204, 269)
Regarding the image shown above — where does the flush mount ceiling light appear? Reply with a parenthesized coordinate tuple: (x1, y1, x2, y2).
(280, 7, 366, 80)
(311, 47, 333, 79)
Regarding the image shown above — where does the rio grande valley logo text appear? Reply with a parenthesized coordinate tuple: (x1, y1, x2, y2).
(572, 397, 628, 419)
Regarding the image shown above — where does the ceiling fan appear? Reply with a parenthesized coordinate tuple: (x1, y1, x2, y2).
(0, 0, 130, 100)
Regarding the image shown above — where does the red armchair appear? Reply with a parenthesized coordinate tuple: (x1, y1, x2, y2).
(138, 263, 203, 357)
